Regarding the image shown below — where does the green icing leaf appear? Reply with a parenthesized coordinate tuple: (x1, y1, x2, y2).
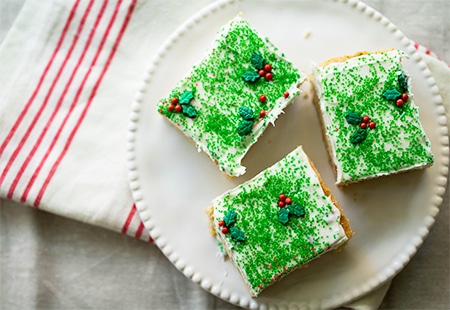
(350, 128, 367, 144)
(382, 89, 401, 101)
(398, 71, 409, 93)
(230, 227, 246, 242)
(179, 89, 194, 104)
(239, 106, 254, 121)
(344, 112, 362, 125)
(223, 209, 237, 227)
(182, 104, 197, 118)
(242, 70, 260, 83)
(250, 52, 264, 70)
(237, 120, 254, 136)
(278, 208, 290, 225)
(287, 202, 306, 217)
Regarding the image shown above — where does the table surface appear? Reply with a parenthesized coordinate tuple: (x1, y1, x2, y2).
(1, 0, 449, 309)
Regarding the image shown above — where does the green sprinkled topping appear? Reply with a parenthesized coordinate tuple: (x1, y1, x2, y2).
(314, 50, 433, 183)
(212, 147, 348, 295)
(156, 17, 303, 177)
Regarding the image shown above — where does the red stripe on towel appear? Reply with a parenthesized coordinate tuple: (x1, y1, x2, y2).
(0, 0, 84, 189)
(8, 0, 99, 199)
(0, 0, 81, 157)
(135, 221, 145, 239)
(19, 0, 109, 202)
(34, 0, 137, 207)
(122, 204, 137, 234)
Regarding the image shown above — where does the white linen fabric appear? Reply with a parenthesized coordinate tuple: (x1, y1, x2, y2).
(0, 0, 214, 241)
(0, 0, 448, 309)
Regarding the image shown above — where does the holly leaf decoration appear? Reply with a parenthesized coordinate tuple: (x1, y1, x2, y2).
(344, 112, 362, 125)
(239, 106, 254, 121)
(278, 208, 290, 225)
(398, 71, 409, 93)
(182, 104, 197, 118)
(350, 128, 367, 144)
(382, 89, 401, 101)
(223, 209, 237, 227)
(250, 52, 264, 70)
(242, 70, 260, 83)
(287, 202, 306, 217)
(237, 120, 254, 136)
(179, 89, 194, 104)
(230, 227, 246, 242)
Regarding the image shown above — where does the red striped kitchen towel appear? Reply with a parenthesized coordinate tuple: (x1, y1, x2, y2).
(0, 0, 213, 241)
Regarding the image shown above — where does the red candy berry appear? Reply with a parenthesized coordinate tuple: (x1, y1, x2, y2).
(369, 121, 376, 129)
(283, 92, 289, 99)
(401, 93, 409, 101)
(259, 95, 267, 103)
(264, 64, 272, 72)
(362, 116, 370, 123)
(258, 69, 266, 77)
(278, 201, 286, 208)
(167, 105, 175, 112)
(218, 220, 225, 227)
(175, 104, 182, 112)
(396, 99, 404, 107)
(360, 122, 367, 129)
(259, 110, 266, 118)
(171, 97, 179, 105)
(221, 227, 229, 234)
(285, 197, 292, 205)
(279, 194, 286, 201)
(265, 72, 273, 81)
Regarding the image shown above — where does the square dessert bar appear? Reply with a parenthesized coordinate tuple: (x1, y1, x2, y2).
(208, 146, 353, 297)
(157, 15, 305, 177)
(312, 49, 434, 185)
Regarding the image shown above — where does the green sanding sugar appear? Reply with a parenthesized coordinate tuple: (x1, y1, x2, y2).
(313, 50, 433, 184)
(211, 146, 349, 296)
(156, 16, 304, 177)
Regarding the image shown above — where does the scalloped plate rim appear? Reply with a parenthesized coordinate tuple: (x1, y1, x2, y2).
(127, 0, 449, 308)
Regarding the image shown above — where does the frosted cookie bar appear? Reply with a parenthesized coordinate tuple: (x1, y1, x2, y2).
(157, 15, 305, 177)
(312, 49, 433, 185)
(207, 146, 353, 297)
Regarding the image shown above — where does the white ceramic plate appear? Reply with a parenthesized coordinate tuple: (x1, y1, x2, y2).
(127, 0, 449, 308)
